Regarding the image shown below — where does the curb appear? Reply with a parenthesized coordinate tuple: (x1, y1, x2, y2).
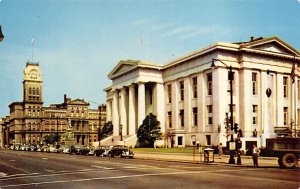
(135, 156, 261, 168)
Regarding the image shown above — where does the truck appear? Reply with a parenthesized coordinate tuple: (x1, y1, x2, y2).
(265, 137, 300, 168)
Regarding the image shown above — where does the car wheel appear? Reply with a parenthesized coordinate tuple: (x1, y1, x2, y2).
(281, 153, 298, 168)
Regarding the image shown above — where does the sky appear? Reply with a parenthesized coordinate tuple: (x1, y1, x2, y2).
(0, 0, 299, 117)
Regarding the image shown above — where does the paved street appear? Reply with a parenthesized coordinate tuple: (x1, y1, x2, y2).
(0, 150, 299, 189)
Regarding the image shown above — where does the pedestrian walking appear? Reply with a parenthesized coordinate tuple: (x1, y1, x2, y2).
(218, 143, 223, 159)
(252, 144, 260, 167)
(236, 148, 243, 165)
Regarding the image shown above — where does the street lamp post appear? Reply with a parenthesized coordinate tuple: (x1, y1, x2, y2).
(98, 127, 101, 147)
(119, 125, 123, 141)
(211, 58, 235, 164)
(29, 123, 31, 145)
(56, 116, 59, 146)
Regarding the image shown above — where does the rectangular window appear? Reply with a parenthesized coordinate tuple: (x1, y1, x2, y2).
(168, 111, 172, 128)
(179, 81, 184, 101)
(252, 105, 258, 113)
(179, 109, 184, 127)
(207, 105, 213, 125)
(167, 85, 172, 103)
(192, 77, 197, 98)
(283, 107, 288, 125)
(178, 136, 183, 146)
(252, 72, 257, 95)
(192, 107, 198, 126)
(283, 77, 288, 98)
(252, 117, 257, 124)
(208, 117, 213, 125)
(207, 73, 213, 95)
(207, 105, 213, 113)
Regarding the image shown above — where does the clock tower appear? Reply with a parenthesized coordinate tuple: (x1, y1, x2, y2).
(23, 62, 43, 104)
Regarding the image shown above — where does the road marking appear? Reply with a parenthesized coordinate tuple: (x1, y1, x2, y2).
(91, 165, 113, 170)
(1, 173, 39, 178)
(45, 170, 55, 173)
(123, 166, 137, 169)
(2, 168, 297, 188)
(78, 169, 92, 172)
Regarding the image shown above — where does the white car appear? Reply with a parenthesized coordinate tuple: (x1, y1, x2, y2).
(49, 146, 58, 153)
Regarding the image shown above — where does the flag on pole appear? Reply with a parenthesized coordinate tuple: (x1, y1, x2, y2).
(31, 38, 35, 45)
(290, 56, 296, 83)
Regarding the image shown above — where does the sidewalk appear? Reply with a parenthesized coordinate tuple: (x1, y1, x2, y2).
(134, 152, 299, 168)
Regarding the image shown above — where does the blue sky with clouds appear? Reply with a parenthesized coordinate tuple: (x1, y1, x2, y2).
(0, 0, 299, 116)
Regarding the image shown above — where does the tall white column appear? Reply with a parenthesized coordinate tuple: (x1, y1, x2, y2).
(138, 82, 146, 127)
(128, 85, 136, 135)
(120, 88, 127, 136)
(112, 90, 119, 136)
(156, 83, 165, 133)
(262, 72, 276, 146)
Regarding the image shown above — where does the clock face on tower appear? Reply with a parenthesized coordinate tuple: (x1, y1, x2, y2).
(30, 72, 37, 79)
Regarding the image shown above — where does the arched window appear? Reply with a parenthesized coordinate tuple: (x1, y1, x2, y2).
(29, 87, 32, 94)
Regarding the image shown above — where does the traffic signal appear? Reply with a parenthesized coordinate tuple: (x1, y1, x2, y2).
(234, 123, 239, 133)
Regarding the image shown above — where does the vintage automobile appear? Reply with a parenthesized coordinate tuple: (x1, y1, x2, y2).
(93, 146, 112, 157)
(108, 145, 134, 158)
(265, 137, 300, 168)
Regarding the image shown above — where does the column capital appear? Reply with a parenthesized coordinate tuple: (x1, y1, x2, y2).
(137, 81, 146, 85)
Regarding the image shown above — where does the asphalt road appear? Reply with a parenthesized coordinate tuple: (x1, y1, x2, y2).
(0, 150, 299, 189)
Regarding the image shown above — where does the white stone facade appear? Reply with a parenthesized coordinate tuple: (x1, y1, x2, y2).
(105, 37, 300, 149)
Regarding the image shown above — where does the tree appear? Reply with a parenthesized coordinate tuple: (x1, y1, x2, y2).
(43, 134, 60, 144)
(137, 113, 162, 147)
(99, 121, 113, 140)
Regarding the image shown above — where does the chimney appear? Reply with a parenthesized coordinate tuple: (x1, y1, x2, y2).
(64, 94, 67, 103)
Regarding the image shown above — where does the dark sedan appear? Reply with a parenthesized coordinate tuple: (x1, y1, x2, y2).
(93, 146, 112, 157)
(108, 145, 134, 158)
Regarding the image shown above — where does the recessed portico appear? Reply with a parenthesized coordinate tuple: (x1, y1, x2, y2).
(105, 60, 165, 141)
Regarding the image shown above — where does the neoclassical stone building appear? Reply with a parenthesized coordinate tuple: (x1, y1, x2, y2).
(1, 63, 106, 147)
(105, 36, 299, 149)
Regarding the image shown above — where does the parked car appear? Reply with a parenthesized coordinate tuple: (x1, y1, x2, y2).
(108, 145, 134, 158)
(11, 143, 21, 151)
(29, 145, 37, 151)
(87, 146, 96, 156)
(35, 145, 42, 152)
(57, 145, 66, 153)
(40, 145, 50, 152)
(49, 146, 58, 153)
(70, 145, 83, 155)
(62, 146, 72, 154)
(80, 146, 91, 155)
(93, 146, 111, 157)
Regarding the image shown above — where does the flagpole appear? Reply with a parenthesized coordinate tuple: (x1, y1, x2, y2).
(294, 55, 297, 137)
